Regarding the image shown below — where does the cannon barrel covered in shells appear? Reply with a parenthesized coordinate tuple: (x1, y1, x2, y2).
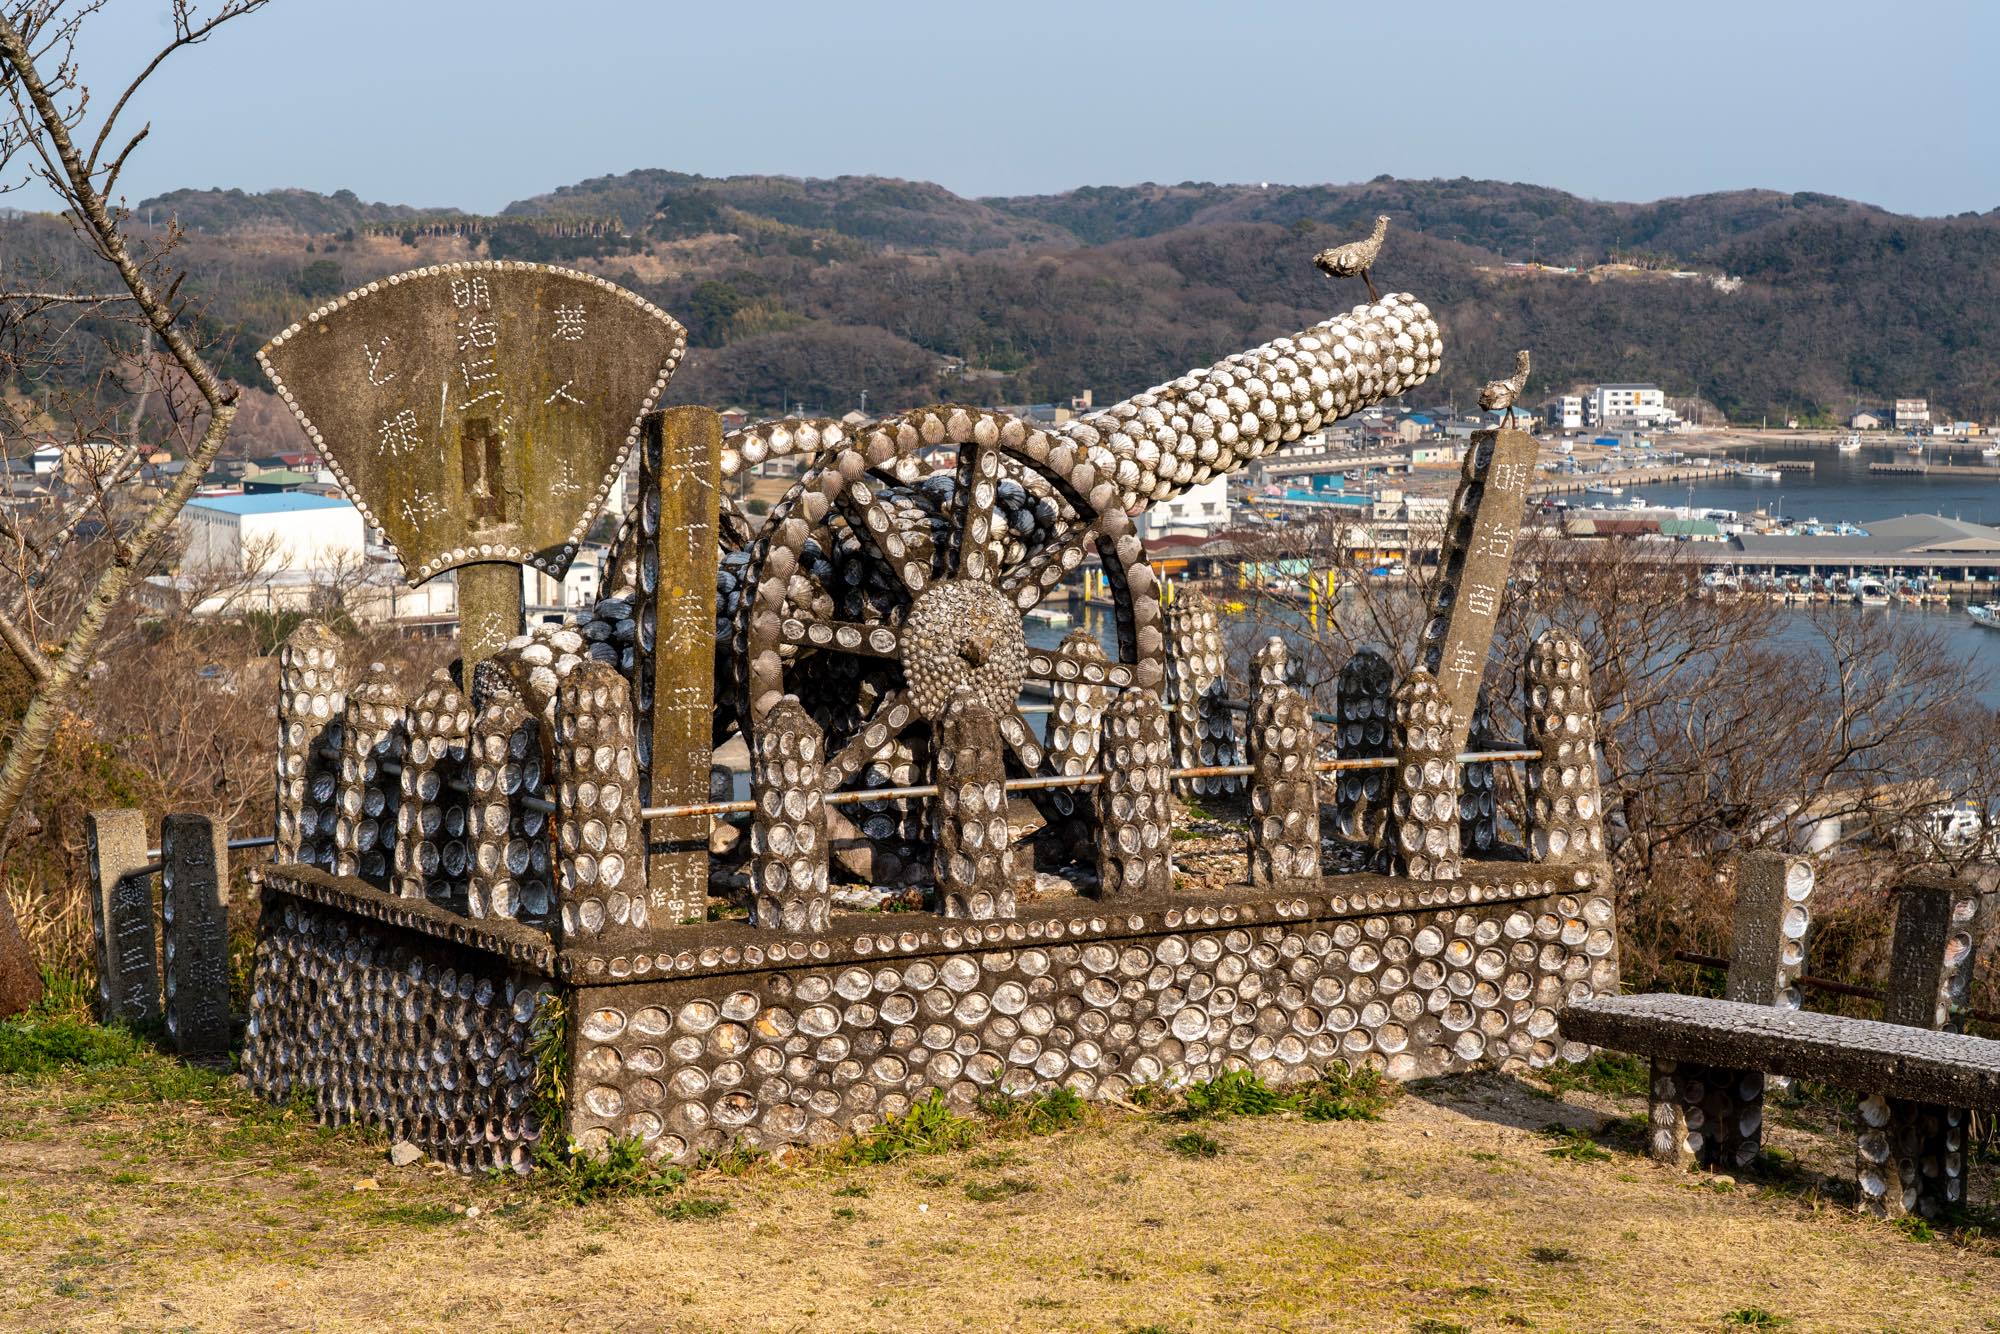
(713, 293, 1442, 516)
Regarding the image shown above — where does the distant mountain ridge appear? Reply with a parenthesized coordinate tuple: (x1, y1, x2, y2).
(102, 172, 2000, 425)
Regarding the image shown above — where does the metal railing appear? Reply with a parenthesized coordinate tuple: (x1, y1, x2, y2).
(633, 748, 1543, 821)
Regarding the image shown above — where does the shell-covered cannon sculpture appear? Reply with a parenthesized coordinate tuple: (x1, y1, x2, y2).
(603, 291, 1443, 880)
(230, 261, 1619, 1173)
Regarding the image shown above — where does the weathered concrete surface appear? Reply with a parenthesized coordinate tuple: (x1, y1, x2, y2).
(87, 808, 159, 1025)
(1421, 427, 1537, 755)
(258, 261, 685, 585)
(1560, 994, 2000, 1111)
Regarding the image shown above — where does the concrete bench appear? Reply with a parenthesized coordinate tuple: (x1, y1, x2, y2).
(1558, 856, 1992, 1220)
(1562, 993, 1995, 1218)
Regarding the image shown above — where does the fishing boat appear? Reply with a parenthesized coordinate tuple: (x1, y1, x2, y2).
(1849, 575, 1890, 606)
(1737, 463, 1782, 481)
(1584, 482, 1622, 498)
(1837, 433, 1862, 453)
(1969, 602, 2000, 631)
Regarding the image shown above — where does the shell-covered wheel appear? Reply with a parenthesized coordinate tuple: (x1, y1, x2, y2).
(734, 405, 1164, 883)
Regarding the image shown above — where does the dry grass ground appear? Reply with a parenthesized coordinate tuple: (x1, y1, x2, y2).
(1, 1026, 1997, 1334)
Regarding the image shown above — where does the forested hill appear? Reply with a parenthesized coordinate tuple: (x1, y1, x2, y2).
(72, 172, 2000, 427)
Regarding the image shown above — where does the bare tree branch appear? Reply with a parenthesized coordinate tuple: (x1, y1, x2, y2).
(0, 603, 49, 682)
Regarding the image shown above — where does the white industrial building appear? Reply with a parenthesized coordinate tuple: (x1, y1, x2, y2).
(1135, 475, 1229, 539)
(1544, 395, 1584, 431)
(1587, 384, 1670, 429)
(181, 492, 366, 577)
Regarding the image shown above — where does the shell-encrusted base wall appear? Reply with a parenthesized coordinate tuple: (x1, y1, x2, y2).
(244, 879, 555, 1173)
(249, 862, 1616, 1170)
(565, 864, 1617, 1162)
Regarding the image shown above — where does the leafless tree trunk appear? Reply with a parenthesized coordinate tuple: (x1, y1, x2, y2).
(0, 1, 265, 1010)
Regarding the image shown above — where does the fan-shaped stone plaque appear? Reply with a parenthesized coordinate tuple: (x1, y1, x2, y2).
(258, 261, 685, 585)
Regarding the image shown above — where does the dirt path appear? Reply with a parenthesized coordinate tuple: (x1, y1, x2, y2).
(2, 1043, 1997, 1334)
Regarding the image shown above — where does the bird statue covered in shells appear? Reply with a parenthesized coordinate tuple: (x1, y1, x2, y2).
(1313, 215, 1390, 302)
(1479, 350, 1531, 426)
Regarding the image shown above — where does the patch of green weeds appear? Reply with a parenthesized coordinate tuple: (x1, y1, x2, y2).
(831, 1206, 858, 1220)
(1527, 1245, 1576, 1264)
(1411, 1319, 1470, 1334)
(1722, 1309, 1789, 1329)
(964, 1176, 1038, 1203)
(368, 1202, 460, 1227)
(537, 1135, 686, 1207)
(1894, 1215, 1936, 1244)
(832, 1183, 869, 1198)
(1539, 1124, 1612, 1163)
(824, 1091, 977, 1166)
(697, 1141, 769, 1177)
(657, 1197, 729, 1222)
(1291, 1066, 1397, 1122)
(1533, 1051, 1649, 1100)
(1178, 1069, 1287, 1119)
(980, 1086, 1090, 1136)
(0, 1017, 152, 1076)
(1166, 1130, 1222, 1159)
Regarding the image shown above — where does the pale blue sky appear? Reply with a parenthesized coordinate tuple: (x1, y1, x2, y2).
(29, 0, 1997, 216)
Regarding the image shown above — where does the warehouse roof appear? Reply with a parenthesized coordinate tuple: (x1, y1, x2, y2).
(188, 493, 354, 517)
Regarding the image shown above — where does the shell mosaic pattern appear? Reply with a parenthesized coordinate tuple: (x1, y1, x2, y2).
(900, 581, 1029, 720)
(552, 662, 644, 947)
(932, 692, 1017, 921)
(749, 698, 831, 933)
(1334, 649, 1395, 858)
(716, 294, 1443, 515)
(1095, 688, 1174, 898)
(1649, 1058, 1764, 1170)
(243, 891, 551, 1173)
(1727, 852, 1815, 1013)
(1887, 878, 1988, 1035)
(1857, 1096, 1969, 1219)
(1163, 591, 1242, 798)
(1459, 689, 1498, 856)
(1048, 626, 1109, 783)
(735, 404, 1164, 740)
(395, 670, 472, 910)
(277, 622, 345, 871)
(564, 884, 1615, 1163)
(1249, 684, 1320, 891)
(467, 673, 554, 925)
(257, 261, 687, 584)
(333, 664, 406, 886)
(1525, 629, 1606, 865)
(1389, 670, 1461, 882)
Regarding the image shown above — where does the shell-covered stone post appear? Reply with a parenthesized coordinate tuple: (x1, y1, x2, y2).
(1247, 636, 1290, 737)
(552, 661, 648, 958)
(1459, 687, 1499, 856)
(748, 696, 831, 932)
(932, 688, 1017, 920)
(1389, 668, 1460, 881)
(1044, 626, 1109, 861)
(1525, 628, 1606, 865)
(1728, 851, 1816, 1012)
(1248, 681, 1320, 892)
(333, 663, 406, 886)
(1857, 872, 1990, 1219)
(276, 620, 344, 870)
(395, 669, 472, 910)
(1163, 590, 1241, 798)
(1334, 648, 1394, 858)
(1095, 686, 1173, 897)
(1050, 626, 1108, 781)
(467, 663, 553, 925)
